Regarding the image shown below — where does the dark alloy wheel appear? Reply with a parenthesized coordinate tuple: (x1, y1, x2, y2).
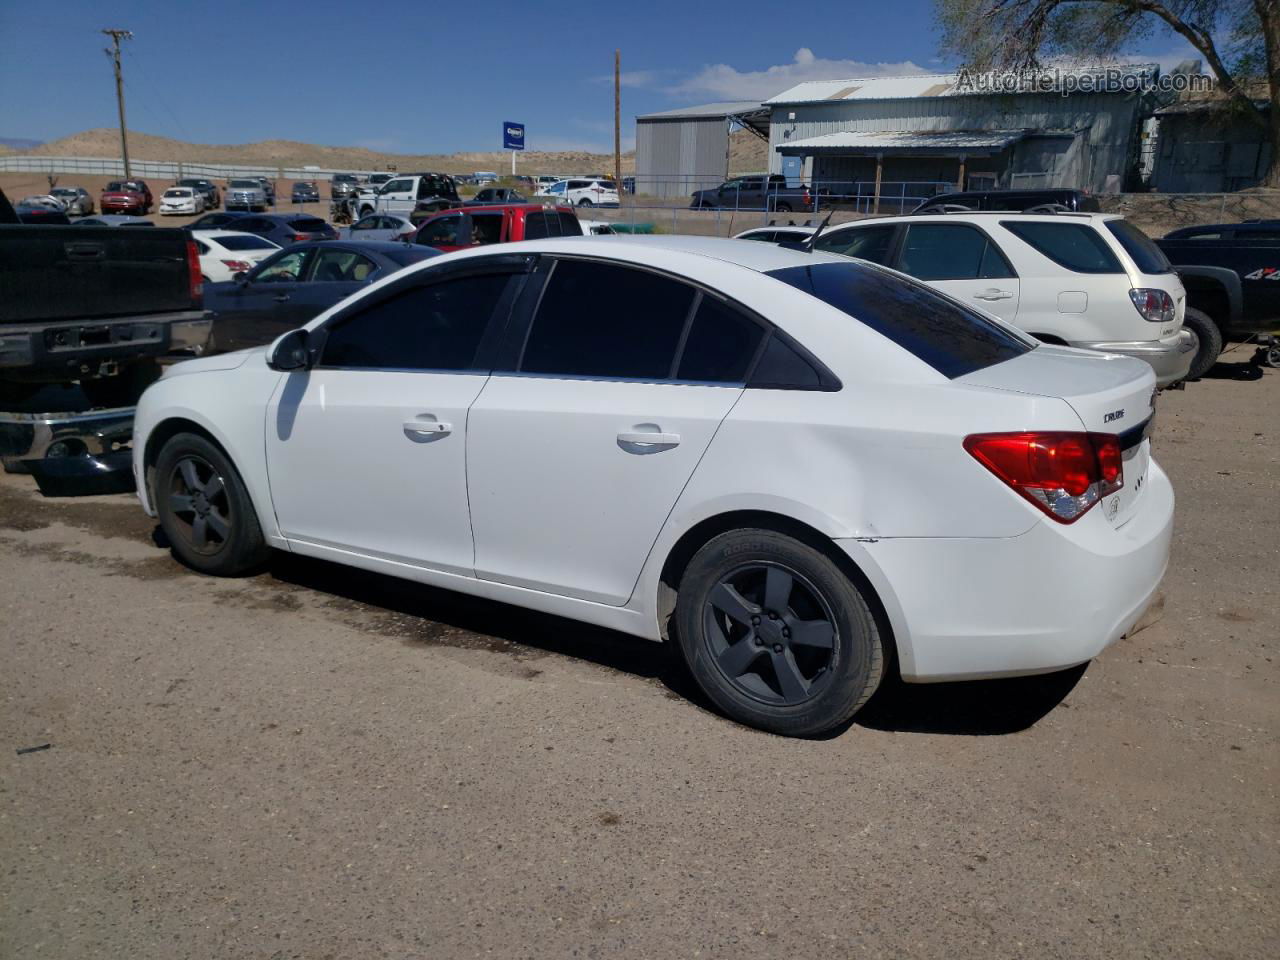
(703, 563, 837, 706)
(675, 528, 884, 736)
(155, 432, 270, 576)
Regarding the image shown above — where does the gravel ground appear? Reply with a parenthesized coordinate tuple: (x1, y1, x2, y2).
(1, 361, 1277, 959)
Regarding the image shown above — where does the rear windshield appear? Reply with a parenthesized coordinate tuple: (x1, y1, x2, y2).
(216, 234, 277, 251)
(1000, 221, 1123, 274)
(1105, 220, 1172, 274)
(289, 218, 329, 231)
(767, 261, 1032, 379)
(164, 189, 190, 197)
(229, 179, 260, 188)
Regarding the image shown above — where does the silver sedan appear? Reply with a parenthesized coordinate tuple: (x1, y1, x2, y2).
(340, 214, 416, 242)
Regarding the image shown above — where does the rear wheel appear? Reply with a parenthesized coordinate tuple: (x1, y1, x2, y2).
(155, 432, 270, 576)
(774, 201, 793, 213)
(675, 529, 884, 737)
(1181, 306, 1222, 380)
(577, 198, 594, 207)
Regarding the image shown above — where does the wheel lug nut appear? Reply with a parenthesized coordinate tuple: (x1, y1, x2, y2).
(754, 636, 763, 646)
(768, 612, 778, 620)
(751, 615, 760, 626)
(773, 644, 783, 653)
(782, 628, 790, 638)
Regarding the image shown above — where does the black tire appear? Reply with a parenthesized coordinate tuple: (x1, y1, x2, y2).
(577, 198, 594, 207)
(155, 432, 270, 576)
(674, 528, 884, 737)
(774, 201, 792, 213)
(1181, 306, 1223, 380)
(80, 360, 161, 409)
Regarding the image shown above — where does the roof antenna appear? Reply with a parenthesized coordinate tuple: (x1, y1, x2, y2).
(779, 211, 833, 253)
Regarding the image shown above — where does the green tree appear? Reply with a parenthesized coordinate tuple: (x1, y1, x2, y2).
(938, 1, 1278, 186)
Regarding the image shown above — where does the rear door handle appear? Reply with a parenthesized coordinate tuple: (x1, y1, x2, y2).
(974, 289, 1013, 301)
(273, 294, 291, 302)
(617, 431, 680, 446)
(403, 420, 452, 435)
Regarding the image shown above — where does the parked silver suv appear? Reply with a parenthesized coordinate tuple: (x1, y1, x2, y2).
(226, 179, 268, 212)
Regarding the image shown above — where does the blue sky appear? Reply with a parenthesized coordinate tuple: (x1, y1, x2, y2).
(0, 0, 1196, 154)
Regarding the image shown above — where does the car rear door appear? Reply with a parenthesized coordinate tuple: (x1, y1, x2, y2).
(892, 222, 1020, 324)
(466, 257, 764, 605)
(265, 259, 528, 571)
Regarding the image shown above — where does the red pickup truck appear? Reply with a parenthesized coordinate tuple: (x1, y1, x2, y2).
(412, 203, 582, 252)
(100, 179, 153, 215)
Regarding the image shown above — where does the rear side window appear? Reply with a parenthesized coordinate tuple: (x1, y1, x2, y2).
(320, 274, 511, 371)
(1104, 220, 1172, 274)
(523, 212, 581, 239)
(290, 218, 328, 232)
(1001, 221, 1122, 273)
(899, 224, 1015, 280)
(676, 296, 765, 383)
(814, 224, 895, 264)
(217, 234, 276, 251)
(520, 260, 694, 379)
(767, 262, 1031, 379)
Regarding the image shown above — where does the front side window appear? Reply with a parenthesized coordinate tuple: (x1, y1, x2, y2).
(767, 261, 1031, 379)
(320, 273, 512, 371)
(813, 224, 896, 264)
(520, 260, 694, 379)
(898, 224, 1014, 281)
(1001, 221, 1123, 273)
(253, 249, 310, 283)
(468, 214, 504, 245)
(417, 214, 464, 246)
(383, 179, 413, 194)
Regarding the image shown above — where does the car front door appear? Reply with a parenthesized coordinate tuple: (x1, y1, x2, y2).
(287, 246, 380, 325)
(893, 222, 1020, 323)
(265, 261, 526, 570)
(467, 257, 762, 605)
(212, 247, 314, 352)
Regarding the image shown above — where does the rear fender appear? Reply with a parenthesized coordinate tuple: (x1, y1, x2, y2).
(1175, 265, 1242, 327)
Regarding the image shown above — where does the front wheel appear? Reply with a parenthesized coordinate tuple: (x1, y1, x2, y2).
(1181, 306, 1223, 380)
(155, 432, 270, 576)
(577, 198, 594, 207)
(674, 529, 884, 737)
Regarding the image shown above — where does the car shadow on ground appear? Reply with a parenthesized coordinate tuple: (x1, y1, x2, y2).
(260, 551, 1083, 739)
(1201, 359, 1265, 382)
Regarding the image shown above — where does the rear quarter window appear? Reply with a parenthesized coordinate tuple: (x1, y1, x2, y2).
(1104, 220, 1172, 274)
(767, 261, 1032, 379)
(1000, 221, 1123, 274)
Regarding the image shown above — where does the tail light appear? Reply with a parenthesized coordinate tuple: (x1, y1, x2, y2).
(803, 187, 811, 205)
(964, 431, 1123, 523)
(292, 233, 308, 243)
(220, 259, 252, 272)
(185, 238, 203, 303)
(1129, 288, 1175, 323)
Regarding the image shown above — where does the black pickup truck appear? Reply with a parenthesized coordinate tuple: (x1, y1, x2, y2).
(1156, 220, 1280, 378)
(691, 175, 813, 213)
(1, 188, 209, 409)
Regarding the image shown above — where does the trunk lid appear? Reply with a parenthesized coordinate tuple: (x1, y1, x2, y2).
(960, 344, 1158, 529)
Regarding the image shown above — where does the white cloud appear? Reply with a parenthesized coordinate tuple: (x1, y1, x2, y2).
(669, 48, 931, 101)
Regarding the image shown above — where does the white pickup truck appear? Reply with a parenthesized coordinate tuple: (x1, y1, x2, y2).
(354, 173, 462, 219)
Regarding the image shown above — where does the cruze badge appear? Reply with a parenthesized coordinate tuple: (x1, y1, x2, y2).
(1103, 408, 1125, 424)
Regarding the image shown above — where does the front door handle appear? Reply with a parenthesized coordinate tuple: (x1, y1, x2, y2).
(403, 420, 452, 435)
(273, 293, 291, 302)
(617, 431, 680, 446)
(974, 289, 1013, 301)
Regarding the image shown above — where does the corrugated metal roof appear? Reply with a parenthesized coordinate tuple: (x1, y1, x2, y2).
(776, 129, 1029, 154)
(767, 65, 1157, 105)
(636, 100, 766, 120)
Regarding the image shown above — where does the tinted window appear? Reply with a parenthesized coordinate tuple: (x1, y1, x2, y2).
(813, 224, 895, 264)
(309, 248, 378, 282)
(417, 214, 463, 246)
(749, 335, 822, 389)
(194, 239, 210, 254)
(742, 231, 776, 243)
(321, 274, 510, 371)
(1001, 221, 1122, 273)
(469, 214, 504, 245)
(290, 217, 328, 232)
(767, 262, 1031, 379)
(217, 234, 277, 251)
(898, 224, 1015, 280)
(1105, 220, 1171, 274)
(1239, 227, 1280, 240)
(523, 212, 580, 239)
(677, 296, 765, 383)
(521, 260, 694, 379)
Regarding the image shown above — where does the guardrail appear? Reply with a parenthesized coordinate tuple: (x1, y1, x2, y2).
(0, 155, 391, 181)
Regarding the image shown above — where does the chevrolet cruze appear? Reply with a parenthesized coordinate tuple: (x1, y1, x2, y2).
(133, 236, 1173, 736)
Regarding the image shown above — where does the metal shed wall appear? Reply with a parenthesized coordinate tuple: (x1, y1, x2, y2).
(635, 117, 730, 197)
(768, 93, 1142, 191)
(1150, 112, 1272, 192)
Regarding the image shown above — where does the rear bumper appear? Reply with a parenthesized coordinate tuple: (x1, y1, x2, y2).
(1073, 330, 1195, 388)
(0, 310, 210, 377)
(840, 459, 1175, 681)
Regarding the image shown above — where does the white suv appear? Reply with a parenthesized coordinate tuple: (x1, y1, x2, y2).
(810, 212, 1194, 387)
(535, 178, 620, 207)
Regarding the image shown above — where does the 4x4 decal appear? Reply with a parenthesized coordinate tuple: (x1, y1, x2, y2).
(1243, 267, 1280, 280)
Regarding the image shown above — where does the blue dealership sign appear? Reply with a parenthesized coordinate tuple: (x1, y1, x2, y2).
(503, 122, 525, 151)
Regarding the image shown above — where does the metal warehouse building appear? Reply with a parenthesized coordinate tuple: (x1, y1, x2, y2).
(1148, 97, 1273, 193)
(634, 101, 770, 197)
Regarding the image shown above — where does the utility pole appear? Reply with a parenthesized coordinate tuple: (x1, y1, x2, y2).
(102, 29, 133, 178)
(614, 50, 622, 199)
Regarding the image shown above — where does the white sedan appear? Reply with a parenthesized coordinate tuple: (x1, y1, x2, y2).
(131, 236, 1172, 736)
(190, 230, 282, 283)
(159, 187, 205, 215)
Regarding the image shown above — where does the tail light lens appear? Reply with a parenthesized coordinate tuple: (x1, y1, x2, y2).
(220, 259, 252, 272)
(964, 432, 1124, 523)
(1129, 288, 1175, 323)
(185, 238, 203, 303)
(292, 233, 308, 243)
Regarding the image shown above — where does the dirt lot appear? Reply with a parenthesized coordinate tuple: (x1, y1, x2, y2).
(1, 357, 1277, 958)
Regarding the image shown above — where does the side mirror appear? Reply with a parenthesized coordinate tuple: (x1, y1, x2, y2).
(268, 329, 312, 371)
